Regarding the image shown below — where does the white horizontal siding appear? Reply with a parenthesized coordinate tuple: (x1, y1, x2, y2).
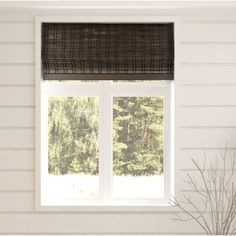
(0, 44, 33, 64)
(0, 213, 200, 234)
(181, 22, 236, 42)
(178, 85, 236, 106)
(0, 87, 34, 106)
(0, 129, 34, 148)
(0, 171, 34, 191)
(0, 6, 235, 236)
(178, 128, 236, 148)
(181, 11, 236, 22)
(0, 150, 34, 170)
(178, 149, 236, 170)
(0, 108, 34, 127)
(180, 64, 236, 85)
(0, 22, 34, 43)
(0, 192, 34, 211)
(179, 107, 236, 127)
(0, 65, 34, 85)
(181, 44, 236, 63)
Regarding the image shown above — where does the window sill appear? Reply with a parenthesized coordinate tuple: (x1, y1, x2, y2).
(36, 201, 173, 212)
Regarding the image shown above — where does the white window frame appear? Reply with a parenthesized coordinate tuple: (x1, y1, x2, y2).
(35, 16, 178, 212)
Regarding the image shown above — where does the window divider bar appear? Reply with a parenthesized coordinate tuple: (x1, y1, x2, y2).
(99, 82, 113, 202)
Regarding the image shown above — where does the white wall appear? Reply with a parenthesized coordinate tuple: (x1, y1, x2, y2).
(0, 4, 236, 235)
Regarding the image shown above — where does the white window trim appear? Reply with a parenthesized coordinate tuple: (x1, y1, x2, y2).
(35, 16, 179, 212)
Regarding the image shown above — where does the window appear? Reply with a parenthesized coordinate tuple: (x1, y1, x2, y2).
(36, 20, 175, 209)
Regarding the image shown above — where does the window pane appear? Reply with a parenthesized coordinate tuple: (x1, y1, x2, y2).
(113, 97, 164, 199)
(46, 96, 99, 203)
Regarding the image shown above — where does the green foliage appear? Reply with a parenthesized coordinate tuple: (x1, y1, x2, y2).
(48, 96, 163, 176)
(113, 97, 163, 176)
(48, 97, 99, 175)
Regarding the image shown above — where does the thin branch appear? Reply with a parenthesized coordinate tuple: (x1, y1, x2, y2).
(182, 194, 212, 234)
(192, 158, 216, 233)
(172, 147, 236, 235)
(170, 198, 210, 234)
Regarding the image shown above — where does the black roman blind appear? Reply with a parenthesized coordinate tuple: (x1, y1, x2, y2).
(41, 23, 174, 80)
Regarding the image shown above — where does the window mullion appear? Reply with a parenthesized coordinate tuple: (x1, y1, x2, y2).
(99, 81, 113, 203)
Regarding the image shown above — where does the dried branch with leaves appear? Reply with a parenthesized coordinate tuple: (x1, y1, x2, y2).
(170, 147, 236, 235)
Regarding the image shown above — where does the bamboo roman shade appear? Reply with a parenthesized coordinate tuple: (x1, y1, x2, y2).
(41, 23, 174, 80)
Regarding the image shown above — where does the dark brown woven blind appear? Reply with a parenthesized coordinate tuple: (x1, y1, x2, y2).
(42, 23, 174, 80)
